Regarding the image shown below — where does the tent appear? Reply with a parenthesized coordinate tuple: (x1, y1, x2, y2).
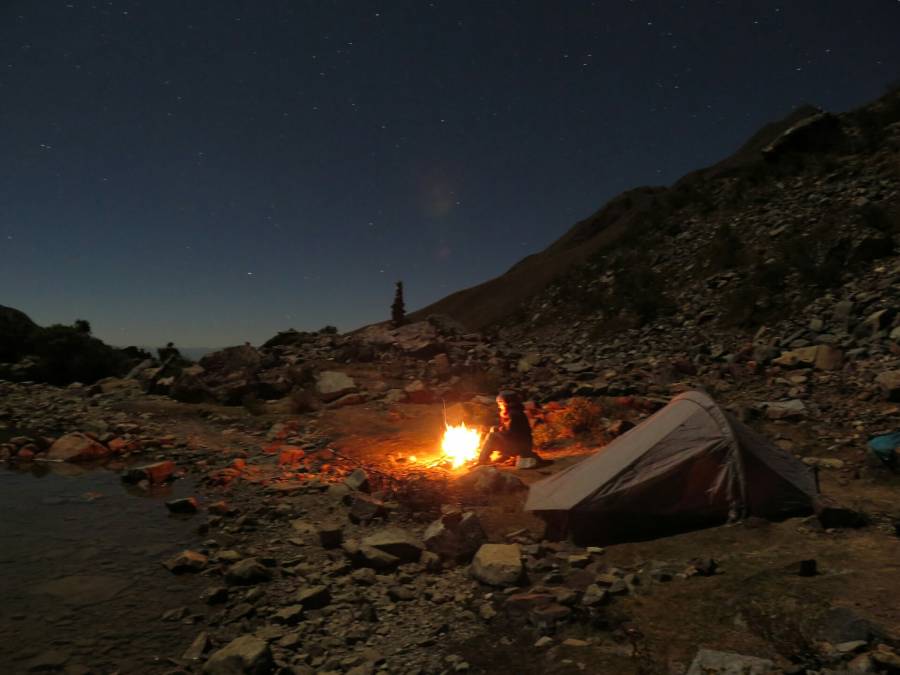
(525, 390, 818, 545)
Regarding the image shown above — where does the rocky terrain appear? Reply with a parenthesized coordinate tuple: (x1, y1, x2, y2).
(2, 89, 900, 675)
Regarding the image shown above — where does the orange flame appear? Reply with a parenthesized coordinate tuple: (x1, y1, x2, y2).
(441, 422, 483, 469)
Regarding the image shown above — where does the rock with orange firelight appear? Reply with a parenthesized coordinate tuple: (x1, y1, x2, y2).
(471, 543, 523, 586)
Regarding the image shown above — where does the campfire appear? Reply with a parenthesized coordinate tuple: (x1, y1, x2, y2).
(440, 422, 484, 469)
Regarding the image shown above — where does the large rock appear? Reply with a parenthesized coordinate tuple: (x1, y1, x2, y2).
(761, 399, 807, 420)
(686, 649, 774, 675)
(202, 635, 273, 675)
(316, 371, 357, 402)
(361, 528, 424, 563)
(470, 544, 523, 586)
(199, 345, 262, 375)
(875, 371, 900, 402)
(225, 558, 272, 585)
(456, 466, 526, 494)
(46, 433, 110, 462)
(423, 511, 487, 563)
(772, 345, 843, 370)
(404, 379, 434, 404)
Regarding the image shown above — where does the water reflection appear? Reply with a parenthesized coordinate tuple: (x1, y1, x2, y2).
(0, 460, 205, 672)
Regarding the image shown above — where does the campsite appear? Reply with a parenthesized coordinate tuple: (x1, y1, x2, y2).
(3, 3, 900, 674)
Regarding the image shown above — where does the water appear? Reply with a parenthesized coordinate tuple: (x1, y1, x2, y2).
(0, 461, 206, 673)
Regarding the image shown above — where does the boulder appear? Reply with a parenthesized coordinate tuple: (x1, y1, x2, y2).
(46, 433, 110, 462)
(361, 528, 424, 563)
(347, 493, 387, 524)
(517, 352, 542, 373)
(391, 321, 445, 358)
(875, 371, 900, 402)
(356, 545, 401, 571)
(772, 345, 843, 371)
(202, 635, 273, 675)
(761, 399, 807, 420)
(686, 649, 774, 675)
(344, 468, 370, 492)
(225, 558, 273, 585)
(471, 544, 523, 586)
(163, 550, 208, 574)
(199, 345, 262, 375)
(423, 511, 487, 563)
(316, 371, 357, 402)
(456, 466, 526, 494)
(404, 380, 434, 404)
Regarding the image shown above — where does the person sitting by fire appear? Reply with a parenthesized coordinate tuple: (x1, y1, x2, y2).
(478, 390, 541, 467)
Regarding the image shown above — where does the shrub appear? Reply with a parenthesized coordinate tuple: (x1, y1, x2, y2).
(532, 398, 604, 447)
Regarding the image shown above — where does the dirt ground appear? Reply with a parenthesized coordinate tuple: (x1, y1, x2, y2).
(104, 395, 900, 673)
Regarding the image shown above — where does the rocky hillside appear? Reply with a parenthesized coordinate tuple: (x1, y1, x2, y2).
(411, 90, 900, 336)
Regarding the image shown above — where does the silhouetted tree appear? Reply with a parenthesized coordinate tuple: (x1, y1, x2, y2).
(391, 281, 406, 327)
(73, 319, 91, 334)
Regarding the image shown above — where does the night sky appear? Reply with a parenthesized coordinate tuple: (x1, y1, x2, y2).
(2, 1, 899, 349)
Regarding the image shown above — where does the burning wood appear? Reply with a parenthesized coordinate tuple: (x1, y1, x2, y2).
(440, 422, 484, 469)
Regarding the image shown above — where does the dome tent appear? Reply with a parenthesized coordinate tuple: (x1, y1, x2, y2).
(525, 391, 818, 545)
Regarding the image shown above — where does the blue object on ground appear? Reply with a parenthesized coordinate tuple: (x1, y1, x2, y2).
(868, 432, 900, 465)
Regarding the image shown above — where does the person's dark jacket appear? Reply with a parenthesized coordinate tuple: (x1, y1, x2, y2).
(497, 406, 534, 456)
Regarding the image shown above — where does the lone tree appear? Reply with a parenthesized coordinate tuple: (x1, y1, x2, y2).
(391, 281, 406, 327)
(73, 319, 92, 334)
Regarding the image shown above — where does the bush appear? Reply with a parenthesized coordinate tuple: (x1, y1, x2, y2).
(532, 398, 604, 447)
(29, 325, 131, 385)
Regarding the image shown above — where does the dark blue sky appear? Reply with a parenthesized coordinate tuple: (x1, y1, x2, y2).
(2, 1, 899, 348)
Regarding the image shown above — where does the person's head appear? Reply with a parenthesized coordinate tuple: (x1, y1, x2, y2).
(496, 390, 521, 414)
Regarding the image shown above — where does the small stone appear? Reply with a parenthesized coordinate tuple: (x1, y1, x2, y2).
(182, 631, 210, 661)
(202, 586, 229, 605)
(166, 497, 199, 514)
(388, 586, 416, 602)
(296, 584, 331, 609)
(317, 522, 344, 549)
(272, 605, 304, 625)
(225, 558, 273, 585)
(562, 639, 590, 647)
(202, 634, 273, 675)
(686, 649, 774, 675)
(123, 460, 176, 485)
(581, 584, 608, 607)
(479, 603, 497, 620)
(534, 636, 553, 648)
(163, 550, 208, 574)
